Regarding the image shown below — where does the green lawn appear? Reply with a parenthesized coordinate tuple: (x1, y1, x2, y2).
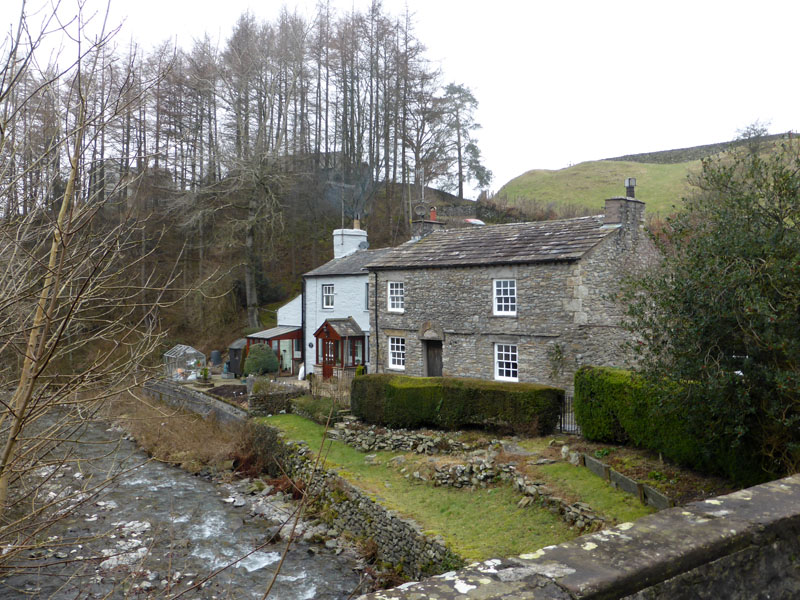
(534, 462, 654, 523)
(260, 414, 576, 561)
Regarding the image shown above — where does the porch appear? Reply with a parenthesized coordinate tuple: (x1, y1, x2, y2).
(313, 317, 365, 382)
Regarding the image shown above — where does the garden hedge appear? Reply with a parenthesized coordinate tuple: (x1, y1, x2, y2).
(574, 366, 765, 485)
(350, 374, 562, 435)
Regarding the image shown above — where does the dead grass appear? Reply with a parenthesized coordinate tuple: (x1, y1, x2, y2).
(111, 394, 246, 473)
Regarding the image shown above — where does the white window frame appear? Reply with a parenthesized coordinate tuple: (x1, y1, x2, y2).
(364, 282, 370, 311)
(322, 284, 334, 309)
(388, 336, 406, 370)
(494, 343, 519, 382)
(388, 281, 405, 313)
(493, 279, 517, 316)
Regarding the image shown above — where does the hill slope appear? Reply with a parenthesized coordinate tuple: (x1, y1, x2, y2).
(497, 160, 699, 217)
(496, 133, 793, 218)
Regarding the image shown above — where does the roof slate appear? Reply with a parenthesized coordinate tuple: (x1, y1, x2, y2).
(317, 317, 364, 338)
(366, 216, 618, 270)
(304, 247, 394, 277)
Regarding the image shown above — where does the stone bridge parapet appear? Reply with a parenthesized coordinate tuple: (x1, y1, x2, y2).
(359, 474, 800, 599)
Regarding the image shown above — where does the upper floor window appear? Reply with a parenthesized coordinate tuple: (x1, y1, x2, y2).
(495, 343, 518, 381)
(388, 281, 405, 312)
(322, 284, 334, 309)
(365, 282, 369, 310)
(494, 279, 517, 315)
(389, 336, 406, 369)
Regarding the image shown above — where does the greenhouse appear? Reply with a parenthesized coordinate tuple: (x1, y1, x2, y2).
(163, 344, 206, 380)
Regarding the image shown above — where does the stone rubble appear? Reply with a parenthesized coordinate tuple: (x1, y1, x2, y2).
(326, 423, 481, 455)
(327, 422, 605, 532)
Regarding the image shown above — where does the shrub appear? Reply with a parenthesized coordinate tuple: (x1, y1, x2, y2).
(234, 421, 288, 478)
(351, 374, 562, 435)
(243, 343, 279, 376)
(291, 395, 340, 425)
(574, 366, 765, 484)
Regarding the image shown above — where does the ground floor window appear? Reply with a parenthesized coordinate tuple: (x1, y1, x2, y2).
(389, 336, 406, 370)
(495, 343, 518, 381)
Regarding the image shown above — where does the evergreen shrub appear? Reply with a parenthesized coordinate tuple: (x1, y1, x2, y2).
(351, 374, 562, 434)
(574, 366, 764, 484)
(243, 343, 279, 376)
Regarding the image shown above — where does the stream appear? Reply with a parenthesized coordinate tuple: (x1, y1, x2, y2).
(0, 417, 363, 599)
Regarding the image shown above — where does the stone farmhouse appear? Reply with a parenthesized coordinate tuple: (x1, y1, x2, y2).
(365, 193, 659, 392)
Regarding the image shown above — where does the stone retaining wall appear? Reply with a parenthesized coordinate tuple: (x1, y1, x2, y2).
(140, 380, 247, 423)
(139, 382, 459, 579)
(358, 474, 800, 599)
(284, 442, 464, 579)
(248, 387, 304, 417)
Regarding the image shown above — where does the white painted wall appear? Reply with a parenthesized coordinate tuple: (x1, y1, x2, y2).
(304, 272, 371, 375)
(277, 294, 302, 327)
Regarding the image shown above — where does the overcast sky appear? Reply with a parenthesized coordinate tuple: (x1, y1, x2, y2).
(9, 0, 800, 195)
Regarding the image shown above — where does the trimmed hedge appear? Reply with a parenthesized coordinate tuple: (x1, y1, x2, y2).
(574, 366, 764, 484)
(351, 374, 563, 435)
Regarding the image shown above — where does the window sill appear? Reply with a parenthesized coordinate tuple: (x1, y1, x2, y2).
(491, 313, 517, 318)
(387, 366, 405, 371)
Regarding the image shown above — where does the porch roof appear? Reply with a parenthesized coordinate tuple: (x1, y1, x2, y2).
(314, 316, 364, 339)
(247, 325, 301, 341)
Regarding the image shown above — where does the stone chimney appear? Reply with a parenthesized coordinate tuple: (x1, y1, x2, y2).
(604, 179, 645, 227)
(411, 205, 445, 239)
(332, 227, 368, 259)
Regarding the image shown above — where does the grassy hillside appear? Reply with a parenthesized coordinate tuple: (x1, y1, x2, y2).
(496, 133, 793, 219)
(496, 160, 700, 218)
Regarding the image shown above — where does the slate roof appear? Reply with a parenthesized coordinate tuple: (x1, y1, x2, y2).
(315, 317, 364, 338)
(304, 247, 394, 277)
(366, 216, 619, 270)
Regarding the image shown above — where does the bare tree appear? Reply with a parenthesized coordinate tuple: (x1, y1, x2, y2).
(0, 1, 186, 576)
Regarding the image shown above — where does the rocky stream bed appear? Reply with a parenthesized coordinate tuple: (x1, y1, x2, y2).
(0, 419, 363, 599)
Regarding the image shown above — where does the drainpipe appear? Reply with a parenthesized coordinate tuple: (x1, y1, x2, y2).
(373, 271, 379, 373)
(301, 277, 306, 377)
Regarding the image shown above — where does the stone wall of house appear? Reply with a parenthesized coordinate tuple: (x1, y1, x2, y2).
(369, 214, 659, 391)
(357, 474, 800, 600)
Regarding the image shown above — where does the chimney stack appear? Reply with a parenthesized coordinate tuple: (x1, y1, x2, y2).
(429, 206, 437, 221)
(353, 214, 361, 230)
(625, 177, 636, 198)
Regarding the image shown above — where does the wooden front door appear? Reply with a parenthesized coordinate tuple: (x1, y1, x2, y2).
(322, 339, 335, 379)
(425, 341, 443, 377)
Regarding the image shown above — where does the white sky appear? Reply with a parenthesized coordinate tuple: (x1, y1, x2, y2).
(9, 0, 800, 196)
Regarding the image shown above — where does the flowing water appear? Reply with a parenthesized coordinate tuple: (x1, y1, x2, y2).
(0, 418, 362, 599)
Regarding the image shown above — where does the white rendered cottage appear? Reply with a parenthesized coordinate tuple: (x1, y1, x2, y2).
(301, 225, 391, 379)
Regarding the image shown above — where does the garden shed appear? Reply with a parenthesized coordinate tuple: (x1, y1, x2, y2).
(163, 344, 206, 380)
(228, 338, 247, 378)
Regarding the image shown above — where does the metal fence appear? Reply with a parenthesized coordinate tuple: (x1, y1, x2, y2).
(558, 393, 581, 435)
